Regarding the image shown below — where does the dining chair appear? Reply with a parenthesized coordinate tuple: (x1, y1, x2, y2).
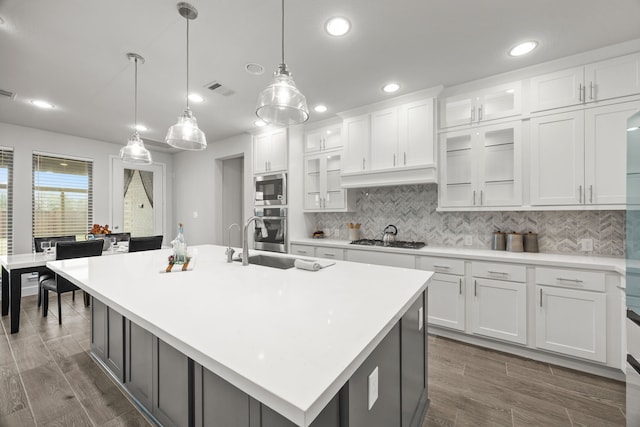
(33, 235, 77, 309)
(128, 235, 163, 252)
(40, 239, 103, 324)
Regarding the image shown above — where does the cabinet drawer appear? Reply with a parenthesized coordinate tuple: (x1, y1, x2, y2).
(536, 267, 605, 292)
(290, 244, 314, 257)
(472, 261, 525, 283)
(417, 256, 464, 276)
(346, 249, 416, 269)
(316, 246, 344, 261)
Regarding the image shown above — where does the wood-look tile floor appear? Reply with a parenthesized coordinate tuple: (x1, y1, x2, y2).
(1, 294, 627, 426)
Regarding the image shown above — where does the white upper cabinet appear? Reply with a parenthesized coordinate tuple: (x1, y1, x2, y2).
(530, 100, 639, 206)
(530, 53, 640, 112)
(342, 114, 370, 173)
(304, 151, 350, 211)
(371, 107, 399, 169)
(304, 124, 342, 154)
(253, 128, 288, 174)
(399, 99, 436, 167)
(439, 81, 522, 129)
(439, 121, 522, 208)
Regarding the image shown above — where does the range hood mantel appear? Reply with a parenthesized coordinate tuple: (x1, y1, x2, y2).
(340, 164, 437, 188)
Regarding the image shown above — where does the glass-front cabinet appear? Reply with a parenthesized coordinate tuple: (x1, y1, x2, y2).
(304, 152, 346, 211)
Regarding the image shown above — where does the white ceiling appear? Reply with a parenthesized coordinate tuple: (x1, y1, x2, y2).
(1, 0, 640, 152)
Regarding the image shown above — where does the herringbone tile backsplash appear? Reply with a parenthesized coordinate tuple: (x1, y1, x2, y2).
(312, 184, 626, 257)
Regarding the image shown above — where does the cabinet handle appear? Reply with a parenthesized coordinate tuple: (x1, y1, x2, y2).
(362, 158, 366, 170)
(480, 190, 483, 205)
(556, 277, 584, 283)
(539, 288, 543, 307)
(459, 277, 462, 295)
(589, 82, 594, 100)
(470, 106, 475, 122)
(579, 185, 583, 203)
(324, 253, 335, 257)
(298, 249, 308, 254)
(393, 153, 396, 167)
(578, 83, 583, 102)
(403, 152, 407, 165)
(478, 105, 483, 121)
(433, 265, 450, 270)
(474, 280, 477, 297)
(473, 190, 476, 205)
(590, 185, 593, 204)
(488, 270, 508, 276)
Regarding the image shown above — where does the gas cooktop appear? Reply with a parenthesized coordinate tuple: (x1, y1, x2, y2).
(350, 239, 426, 249)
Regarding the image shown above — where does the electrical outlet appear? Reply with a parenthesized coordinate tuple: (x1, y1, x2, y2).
(464, 235, 473, 246)
(368, 367, 379, 410)
(192, 211, 198, 219)
(581, 238, 594, 252)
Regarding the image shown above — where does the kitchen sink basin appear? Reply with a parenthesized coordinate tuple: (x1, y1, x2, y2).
(234, 254, 297, 269)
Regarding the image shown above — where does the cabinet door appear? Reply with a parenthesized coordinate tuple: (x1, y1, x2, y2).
(345, 249, 415, 268)
(324, 153, 346, 210)
(585, 101, 640, 205)
(304, 155, 323, 210)
(477, 122, 522, 207)
(530, 111, 585, 206)
(91, 298, 106, 361)
(401, 293, 426, 427)
(530, 66, 584, 112)
(154, 339, 190, 427)
(585, 53, 640, 102)
(399, 98, 435, 167)
(471, 278, 526, 344)
(439, 94, 474, 128)
(126, 320, 154, 409)
(305, 129, 325, 154)
(479, 81, 521, 122)
(106, 307, 125, 382)
(268, 129, 288, 172)
(253, 132, 271, 174)
(315, 246, 344, 261)
(371, 107, 399, 170)
(427, 273, 465, 331)
(439, 130, 475, 207)
(536, 286, 606, 363)
(343, 115, 370, 173)
(323, 126, 342, 151)
(195, 365, 250, 427)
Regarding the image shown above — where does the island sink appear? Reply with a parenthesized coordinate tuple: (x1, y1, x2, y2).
(235, 254, 297, 269)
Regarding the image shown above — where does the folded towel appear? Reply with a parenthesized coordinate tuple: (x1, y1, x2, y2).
(294, 258, 335, 271)
(160, 258, 194, 273)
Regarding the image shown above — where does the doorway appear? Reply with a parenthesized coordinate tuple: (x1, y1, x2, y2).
(221, 156, 243, 247)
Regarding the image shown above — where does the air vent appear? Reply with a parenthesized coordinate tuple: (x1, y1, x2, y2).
(205, 81, 235, 96)
(0, 89, 16, 100)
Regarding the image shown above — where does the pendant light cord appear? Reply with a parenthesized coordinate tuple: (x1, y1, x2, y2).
(281, 0, 285, 65)
(134, 58, 138, 129)
(186, 17, 190, 109)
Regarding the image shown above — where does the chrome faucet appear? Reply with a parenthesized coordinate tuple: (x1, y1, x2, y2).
(226, 223, 241, 262)
(242, 216, 268, 266)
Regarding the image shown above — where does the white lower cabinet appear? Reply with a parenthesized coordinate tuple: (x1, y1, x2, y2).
(315, 246, 345, 261)
(427, 273, 465, 331)
(535, 285, 607, 363)
(290, 244, 315, 257)
(470, 277, 527, 345)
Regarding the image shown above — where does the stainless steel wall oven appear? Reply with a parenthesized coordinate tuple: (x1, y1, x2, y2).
(253, 207, 287, 253)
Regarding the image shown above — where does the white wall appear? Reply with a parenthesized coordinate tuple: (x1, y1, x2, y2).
(172, 133, 253, 246)
(0, 122, 174, 255)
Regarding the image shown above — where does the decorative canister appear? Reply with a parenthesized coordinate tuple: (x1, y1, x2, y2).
(506, 232, 524, 252)
(524, 232, 539, 253)
(491, 231, 506, 251)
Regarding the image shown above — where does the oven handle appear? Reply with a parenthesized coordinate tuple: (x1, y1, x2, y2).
(255, 216, 286, 220)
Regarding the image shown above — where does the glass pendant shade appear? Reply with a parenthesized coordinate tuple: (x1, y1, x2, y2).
(120, 131, 152, 164)
(165, 107, 207, 150)
(256, 64, 309, 126)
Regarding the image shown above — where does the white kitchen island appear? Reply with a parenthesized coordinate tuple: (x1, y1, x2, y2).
(46, 244, 432, 427)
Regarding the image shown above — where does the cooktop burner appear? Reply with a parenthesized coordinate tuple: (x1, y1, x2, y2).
(350, 239, 426, 249)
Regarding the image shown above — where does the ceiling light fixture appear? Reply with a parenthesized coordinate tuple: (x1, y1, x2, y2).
(382, 83, 400, 93)
(31, 99, 55, 109)
(314, 104, 328, 113)
(120, 53, 152, 165)
(256, 0, 309, 126)
(509, 41, 538, 57)
(165, 2, 207, 151)
(188, 93, 204, 103)
(245, 63, 265, 75)
(254, 119, 267, 127)
(325, 17, 350, 36)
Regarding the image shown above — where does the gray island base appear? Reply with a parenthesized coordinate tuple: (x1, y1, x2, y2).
(48, 245, 432, 427)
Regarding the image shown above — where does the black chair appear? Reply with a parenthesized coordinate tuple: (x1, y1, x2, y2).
(34, 235, 76, 308)
(128, 235, 163, 252)
(40, 240, 103, 324)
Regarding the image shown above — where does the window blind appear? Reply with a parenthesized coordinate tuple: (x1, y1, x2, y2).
(0, 148, 14, 255)
(32, 153, 93, 240)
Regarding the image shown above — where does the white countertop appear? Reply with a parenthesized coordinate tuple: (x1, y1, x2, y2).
(291, 238, 626, 275)
(46, 244, 432, 426)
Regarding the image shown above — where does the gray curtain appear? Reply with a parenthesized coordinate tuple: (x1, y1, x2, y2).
(139, 170, 154, 208)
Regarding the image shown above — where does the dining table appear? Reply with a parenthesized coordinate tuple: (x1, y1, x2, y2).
(1, 244, 128, 334)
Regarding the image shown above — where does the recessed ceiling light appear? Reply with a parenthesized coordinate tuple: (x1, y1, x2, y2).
(325, 17, 351, 36)
(509, 41, 538, 57)
(254, 120, 267, 127)
(31, 99, 55, 109)
(382, 83, 400, 93)
(314, 104, 328, 113)
(188, 93, 204, 103)
(135, 124, 148, 132)
(245, 63, 265, 75)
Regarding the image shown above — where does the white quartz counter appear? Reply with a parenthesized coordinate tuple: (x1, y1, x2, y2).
(46, 244, 432, 426)
(291, 238, 626, 275)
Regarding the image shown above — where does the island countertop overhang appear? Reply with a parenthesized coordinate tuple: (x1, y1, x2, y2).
(46, 244, 432, 426)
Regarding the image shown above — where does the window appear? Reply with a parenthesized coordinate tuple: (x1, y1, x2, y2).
(0, 148, 14, 255)
(32, 153, 93, 240)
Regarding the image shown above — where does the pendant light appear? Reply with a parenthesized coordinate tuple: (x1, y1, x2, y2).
(120, 53, 152, 165)
(165, 2, 207, 151)
(256, 0, 309, 126)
